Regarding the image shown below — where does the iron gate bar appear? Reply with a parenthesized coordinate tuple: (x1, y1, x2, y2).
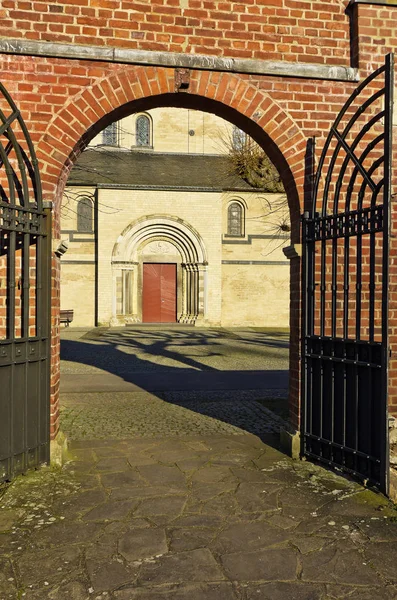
(0, 83, 42, 185)
(336, 119, 385, 208)
(317, 67, 388, 217)
(0, 80, 50, 482)
(36, 234, 42, 337)
(22, 231, 29, 337)
(308, 207, 384, 241)
(0, 121, 30, 206)
(331, 127, 379, 192)
(0, 142, 15, 204)
(327, 90, 387, 205)
(0, 111, 19, 137)
(344, 134, 384, 212)
(302, 54, 394, 493)
(0, 140, 14, 171)
(382, 53, 393, 494)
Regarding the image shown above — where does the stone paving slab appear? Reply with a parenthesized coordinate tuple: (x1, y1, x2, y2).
(1, 433, 397, 599)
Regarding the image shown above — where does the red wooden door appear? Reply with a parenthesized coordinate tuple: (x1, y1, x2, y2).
(142, 263, 177, 323)
(160, 264, 177, 322)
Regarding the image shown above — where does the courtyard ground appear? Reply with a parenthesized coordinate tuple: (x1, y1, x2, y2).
(1, 327, 397, 599)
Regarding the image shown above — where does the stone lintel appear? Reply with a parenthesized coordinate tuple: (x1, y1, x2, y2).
(0, 38, 359, 82)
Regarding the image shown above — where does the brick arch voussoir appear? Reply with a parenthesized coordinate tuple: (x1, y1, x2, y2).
(40, 65, 176, 203)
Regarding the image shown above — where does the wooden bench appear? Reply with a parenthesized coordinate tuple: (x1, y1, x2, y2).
(60, 309, 74, 327)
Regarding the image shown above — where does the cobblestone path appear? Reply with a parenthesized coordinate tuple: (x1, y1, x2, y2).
(60, 327, 290, 376)
(60, 327, 290, 439)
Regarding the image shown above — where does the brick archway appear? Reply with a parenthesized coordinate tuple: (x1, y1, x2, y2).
(39, 67, 306, 219)
(44, 66, 306, 439)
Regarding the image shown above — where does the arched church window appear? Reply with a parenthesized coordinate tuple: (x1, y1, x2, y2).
(227, 202, 244, 237)
(136, 115, 151, 147)
(232, 125, 247, 150)
(77, 197, 93, 233)
(102, 122, 118, 146)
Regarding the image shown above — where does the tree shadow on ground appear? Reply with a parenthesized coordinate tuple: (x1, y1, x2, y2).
(60, 327, 289, 449)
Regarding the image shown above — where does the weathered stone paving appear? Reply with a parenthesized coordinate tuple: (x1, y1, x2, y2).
(1, 434, 397, 599)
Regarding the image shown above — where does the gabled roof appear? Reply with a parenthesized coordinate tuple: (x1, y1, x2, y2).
(68, 149, 282, 193)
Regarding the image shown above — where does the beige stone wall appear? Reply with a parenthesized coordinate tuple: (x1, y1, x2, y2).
(221, 265, 290, 327)
(60, 186, 96, 232)
(97, 188, 223, 326)
(150, 108, 230, 154)
(90, 107, 232, 154)
(60, 186, 96, 327)
(60, 264, 95, 328)
(59, 184, 290, 329)
(222, 191, 290, 240)
(221, 191, 290, 327)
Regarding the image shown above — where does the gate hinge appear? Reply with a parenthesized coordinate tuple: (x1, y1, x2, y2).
(283, 244, 302, 259)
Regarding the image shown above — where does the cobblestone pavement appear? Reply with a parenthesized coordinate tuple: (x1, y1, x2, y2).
(61, 391, 287, 440)
(60, 327, 290, 437)
(1, 327, 397, 599)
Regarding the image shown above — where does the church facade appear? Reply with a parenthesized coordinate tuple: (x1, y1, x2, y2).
(60, 108, 290, 328)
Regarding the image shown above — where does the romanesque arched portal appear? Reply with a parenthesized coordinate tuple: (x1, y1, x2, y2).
(111, 216, 208, 326)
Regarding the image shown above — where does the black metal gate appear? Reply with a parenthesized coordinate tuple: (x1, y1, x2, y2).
(302, 55, 394, 493)
(0, 82, 51, 482)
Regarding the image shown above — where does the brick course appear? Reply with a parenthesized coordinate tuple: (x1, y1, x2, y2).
(0, 0, 352, 62)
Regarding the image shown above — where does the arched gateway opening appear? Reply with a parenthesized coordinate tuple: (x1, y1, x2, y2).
(49, 79, 305, 441)
(0, 65, 307, 482)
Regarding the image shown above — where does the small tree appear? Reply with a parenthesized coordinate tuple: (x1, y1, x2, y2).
(225, 129, 284, 192)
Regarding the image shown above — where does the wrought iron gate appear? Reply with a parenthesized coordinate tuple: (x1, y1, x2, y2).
(0, 82, 51, 482)
(302, 55, 394, 493)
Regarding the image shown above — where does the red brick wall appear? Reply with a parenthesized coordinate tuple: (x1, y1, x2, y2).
(1, 0, 397, 437)
(352, 3, 397, 70)
(50, 254, 61, 439)
(352, 3, 397, 416)
(1, 0, 351, 64)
